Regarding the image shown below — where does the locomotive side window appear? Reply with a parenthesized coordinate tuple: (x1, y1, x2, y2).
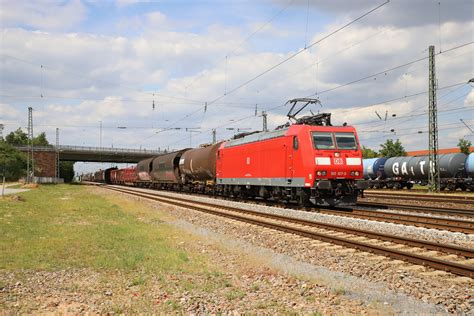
(312, 132, 335, 149)
(335, 132, 358, 150)
(293, 136, 299, 150)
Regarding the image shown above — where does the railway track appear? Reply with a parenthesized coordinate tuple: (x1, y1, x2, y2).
(320, 208, 474, 234)
(363, 191, 474, 205)
(357, 201, 474, 217)
(104, 185, 474, 278)
(89, 181, 474, 231)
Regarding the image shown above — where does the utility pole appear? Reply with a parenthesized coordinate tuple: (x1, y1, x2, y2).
(55, 128, 60, 183)
(185, 128, 200, 147)
(261, 111, 268, 132)
(212, 129, 216, 144)
(99, 120, 102, 149)
(27, 107, 34, 183)
(0, 123, 4, 140)
(428, 45, 440, 192)
(99, 120, 102, 163)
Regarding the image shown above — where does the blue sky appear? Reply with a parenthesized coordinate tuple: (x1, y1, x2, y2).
(0, 0, 472, 173)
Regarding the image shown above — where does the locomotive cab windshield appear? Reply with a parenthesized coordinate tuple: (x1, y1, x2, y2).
(312, 131, 358, 150)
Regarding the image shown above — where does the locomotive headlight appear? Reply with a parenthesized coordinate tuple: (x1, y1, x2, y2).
(335, 152, 340, 157)
(316, 170, 327, 176)
(354, 171, 360, 176)
(317, 171, 322, 176)
(350, 171, 355, 176)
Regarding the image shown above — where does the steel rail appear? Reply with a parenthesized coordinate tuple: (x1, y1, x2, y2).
(105, 185, 474, 277)
(357, 201, 474, 217)
(320, 209, 474, 234)
(363, 191, 474, 203)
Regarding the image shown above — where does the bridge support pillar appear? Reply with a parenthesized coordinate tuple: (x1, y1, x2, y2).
(33, 151, 57, 177)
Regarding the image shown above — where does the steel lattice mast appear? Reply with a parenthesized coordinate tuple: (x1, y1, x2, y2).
(27, 107, 34, 183)
(428, 46, 440, 192)
(56, 128, 60, 183)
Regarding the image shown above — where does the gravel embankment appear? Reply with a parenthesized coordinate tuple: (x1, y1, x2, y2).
(361, 196, 474, 211)
(111, 187, 474, 314)
(125, 187, 474, 248)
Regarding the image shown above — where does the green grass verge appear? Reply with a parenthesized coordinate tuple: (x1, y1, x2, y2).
(0, 184, 197, 272)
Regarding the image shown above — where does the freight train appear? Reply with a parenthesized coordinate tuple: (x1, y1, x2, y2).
(83, 100, 367, 206)
(363, 153, 474, 191)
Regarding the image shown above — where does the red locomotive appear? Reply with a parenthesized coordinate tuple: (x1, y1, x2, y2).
(216, 123, 364, 205)
(83, 99, 367, 206)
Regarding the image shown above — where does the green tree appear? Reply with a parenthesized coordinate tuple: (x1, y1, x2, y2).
(362, 146, 378, 158)
(59, 161, 75, 183)
(3, 127, 75, 181)
(33, 132, 52, 146)
(5, 128, 28, 146)
(379, 139, 406, 158)
(0, 142, 27, 181)
(457, 138, 472, 155)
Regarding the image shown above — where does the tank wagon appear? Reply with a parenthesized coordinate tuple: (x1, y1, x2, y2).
(180, 142, 222, 188)
(363, 153, 474, 191)
(85, 99, 368, 206)
(136, 158, 153, 184)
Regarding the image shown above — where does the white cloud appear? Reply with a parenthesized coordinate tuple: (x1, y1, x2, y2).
(116, 0, 150, 7)
(1, 2, 472, 164)
(464, 90, 474, 107)
(0, 0, 86, 31)
(0, 103, 20, 118)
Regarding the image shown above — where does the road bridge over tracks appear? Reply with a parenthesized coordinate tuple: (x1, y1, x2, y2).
(14, 145, 163, 177)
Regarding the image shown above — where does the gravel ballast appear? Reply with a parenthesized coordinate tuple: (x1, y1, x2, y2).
(108, 187, 474, 314)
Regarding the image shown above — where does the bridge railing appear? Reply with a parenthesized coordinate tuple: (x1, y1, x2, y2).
(14, 145, 163, 154)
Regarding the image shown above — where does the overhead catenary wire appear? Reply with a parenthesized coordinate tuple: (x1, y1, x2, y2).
(158, 0, 390, 133)
(157, 40, 471, 136)
(183, 0, 295, 91)
(182, 84, 473, 149)
(207, 0, 390, 106)
(305, 41, 473, 98)
(0, 53, 206, 104)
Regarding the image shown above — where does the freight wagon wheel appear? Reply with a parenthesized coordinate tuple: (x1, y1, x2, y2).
(298, 189, 311, 207)
(447, 183, 456, 191)
(405, 183, 413, 190)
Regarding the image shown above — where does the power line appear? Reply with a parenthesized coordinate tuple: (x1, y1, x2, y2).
(183, 0, 295, 91)
(329, 81, 466, 118)
(359, 123, 471, 143)
(159, 0, 389, 133)
(0, 93, 283, 109)
(306, 41, 473, 97)
(359, 119, 474, 134)
(0, 53, 206, 104)
(207, 0, 390, 106)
